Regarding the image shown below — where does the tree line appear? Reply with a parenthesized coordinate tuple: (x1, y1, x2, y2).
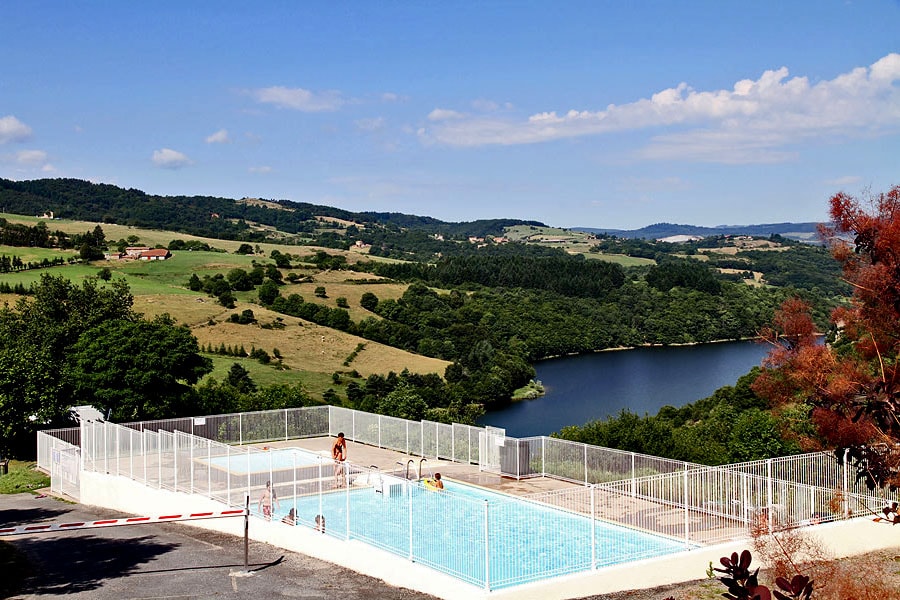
(0, 275, 313, 458)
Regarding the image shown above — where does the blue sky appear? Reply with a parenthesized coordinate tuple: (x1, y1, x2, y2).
(1, 1, 899, 229)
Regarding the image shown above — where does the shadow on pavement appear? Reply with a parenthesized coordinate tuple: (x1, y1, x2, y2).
(13, 534, 178, 595)
(0, 506, 71, 528)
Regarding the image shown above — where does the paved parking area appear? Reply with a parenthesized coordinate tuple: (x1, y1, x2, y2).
(1, 492, 434, 599)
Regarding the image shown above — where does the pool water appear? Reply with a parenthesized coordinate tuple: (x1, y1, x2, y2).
(271, 479, 691, 589)
(204, 447, 324, 474)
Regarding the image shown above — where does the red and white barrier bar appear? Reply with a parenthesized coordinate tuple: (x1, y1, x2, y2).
(0, 508, 248, 537)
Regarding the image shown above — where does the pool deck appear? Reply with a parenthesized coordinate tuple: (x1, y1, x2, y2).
(70, 434, 900, 600)
(238, 437, 900, 600)
(258, 436, 581, 496)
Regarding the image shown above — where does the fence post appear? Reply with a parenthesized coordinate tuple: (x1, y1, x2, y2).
(244, 494, 250, 572)
(842, 448, 850, 517)
(190, 434, 195, 495)
(345, 468, 351, 541)
(583, 444, 588, 484)
(239, 413, 243, 446)
(318, 458, 323, 534)
(683, 467, 689, 543)
(590, 484, 596, 570)
(541, 435, 547, 477)
(116, 426, 120, 476)
(631, 452, 636, 498)
(516, 439, 521, 479)
(408, 481, 414, 560)
(226, 445, 231, 503)
(766, 458, 773, 533)
(483, 499, 490, 592)
(174, 433, 178, 493)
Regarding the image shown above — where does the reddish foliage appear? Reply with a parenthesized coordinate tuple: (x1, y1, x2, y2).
(756, 185, 900, 490)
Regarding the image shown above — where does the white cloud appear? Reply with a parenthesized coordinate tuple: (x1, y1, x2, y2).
(355, 117, 385, 132)
(0, 148, 52, 172)
(421, 53, 900, 164)
(471, 99, 499, 112)
(824, 175, 862, 186)
(0, 115, 32, 144)
(152, 148, 193, 169)
(205, 129, 230, 144)
(252, 86, 344, 112)
(618, 176, 692, 194)
(427, 108, 465, 121)
(248, 166, 272, 174)
(14, 149, 47, 165)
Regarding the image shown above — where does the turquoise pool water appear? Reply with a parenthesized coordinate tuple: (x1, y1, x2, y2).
(271, 479, 692, 589)
(204, 447, 323, 474)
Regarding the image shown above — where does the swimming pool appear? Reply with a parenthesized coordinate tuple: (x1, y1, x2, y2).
(203, 447, 324, 475)
(270, 478, 692, 590)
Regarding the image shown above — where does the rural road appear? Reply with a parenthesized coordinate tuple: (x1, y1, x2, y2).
(1, 492, 434, 599)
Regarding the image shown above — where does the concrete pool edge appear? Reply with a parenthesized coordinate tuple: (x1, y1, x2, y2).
(79, 471, 900, 600)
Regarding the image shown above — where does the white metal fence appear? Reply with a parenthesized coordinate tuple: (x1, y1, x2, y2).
(37, 405, 492, 475)
(36, 404, 900, 590)
(75, 420, 692, 590)
(490, 436, 697, 483)
(48, 441, 80, 500)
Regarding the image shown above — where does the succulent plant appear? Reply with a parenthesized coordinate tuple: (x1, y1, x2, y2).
(714, 550, 813, 600)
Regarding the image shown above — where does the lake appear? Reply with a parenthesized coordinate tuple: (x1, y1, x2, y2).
(478, 340, 771, 437)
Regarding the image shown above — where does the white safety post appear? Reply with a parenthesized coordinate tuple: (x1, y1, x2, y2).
(244, 494, 250, 572)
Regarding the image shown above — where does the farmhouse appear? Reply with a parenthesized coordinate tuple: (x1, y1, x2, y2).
(124, 246, 151, 258)
(138, 248, 171, 261)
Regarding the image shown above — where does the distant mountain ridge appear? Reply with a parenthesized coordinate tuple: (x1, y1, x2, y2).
(0, 177, 544, 240)
(574, 221, 823, 241)
(0, 177, 822, 243)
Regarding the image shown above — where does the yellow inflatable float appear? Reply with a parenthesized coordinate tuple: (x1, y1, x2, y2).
(422, 474, 444, 490)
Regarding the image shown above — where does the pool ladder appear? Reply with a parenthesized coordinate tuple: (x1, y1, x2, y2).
(395, 458, 431, 481)
(397, 459, 415, 480)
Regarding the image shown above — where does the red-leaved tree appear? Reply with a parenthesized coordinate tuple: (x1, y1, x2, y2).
(753, 185, 900, 492)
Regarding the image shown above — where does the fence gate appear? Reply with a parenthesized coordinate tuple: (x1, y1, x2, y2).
(50, 446, 81, 501)
(478, 426, 505, 473)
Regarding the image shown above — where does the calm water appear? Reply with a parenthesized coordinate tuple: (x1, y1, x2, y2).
(479, 340, 770, 437)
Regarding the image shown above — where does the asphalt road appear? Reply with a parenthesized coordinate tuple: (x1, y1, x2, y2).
(1, 492, 435, 599)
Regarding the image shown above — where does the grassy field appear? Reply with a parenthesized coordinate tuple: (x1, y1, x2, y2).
(0, 461, 50, 494)
(503, 224, 657, 266)
(0, 216, 450, 399)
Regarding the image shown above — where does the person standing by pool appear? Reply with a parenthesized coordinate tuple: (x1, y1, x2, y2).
(332, 432, 347, 487)
(260, 480, 279, 520)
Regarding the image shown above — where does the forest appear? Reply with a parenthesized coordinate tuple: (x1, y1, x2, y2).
(0, 177, 876, 473)
(0, 178, 541, 245)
